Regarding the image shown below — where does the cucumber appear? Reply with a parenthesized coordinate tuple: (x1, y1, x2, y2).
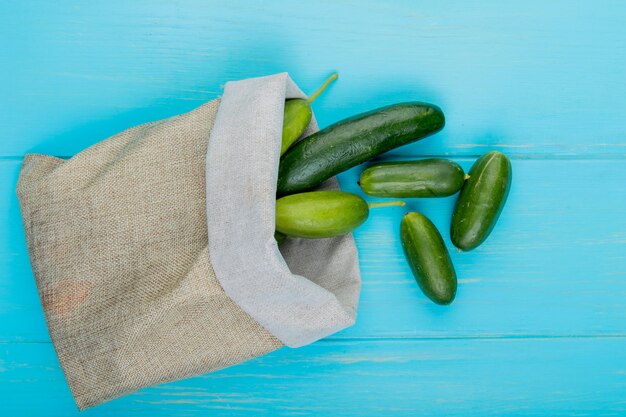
(359, 159, 465, 198)
(401, 212, 457, 305)
(281, 100, 312, 155)
(274, 231, 287, 245)
(280, 73, 337, 155)
(277, 102, 445, 195)
(451, 151, 512, 251)
(276, 191, 369, 238)
(275, 191, 404, 239)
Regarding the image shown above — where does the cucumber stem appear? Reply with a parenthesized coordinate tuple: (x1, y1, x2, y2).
(464, 174, 471, 180)
(306, 73, 338, 104)
(368, 201, 406, 209)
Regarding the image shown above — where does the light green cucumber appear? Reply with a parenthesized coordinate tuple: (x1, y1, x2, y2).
(281, 73, 338, 155)
(276, 191, 404, 238)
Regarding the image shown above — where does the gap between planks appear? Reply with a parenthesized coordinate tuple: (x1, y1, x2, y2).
(2, 153, 626, 161)
(5, 334, 626, 346)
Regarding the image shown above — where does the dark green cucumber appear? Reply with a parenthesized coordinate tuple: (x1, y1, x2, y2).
(274, 231, 287, 245)
(280, 73, 338, 155)
(451, 151, 512, 251)
(359, 159, 465, 198)
(401, 212, 457, 305)
(275, 191, 404, 238)
(277, 102, 445, 195)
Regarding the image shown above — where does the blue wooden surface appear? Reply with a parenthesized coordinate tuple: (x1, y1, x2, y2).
(1, 1, 626, 415)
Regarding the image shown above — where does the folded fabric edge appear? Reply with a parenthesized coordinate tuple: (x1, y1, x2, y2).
(205, 73, 361, 348)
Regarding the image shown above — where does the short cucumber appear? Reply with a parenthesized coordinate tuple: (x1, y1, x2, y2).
(401, 212, 457, 305)
(282, 100, 312, 155)
(275, 191, 404, 238)
(274, 231, 287, 245)
(451, 151, 512, 251)
(359, 159, 465, 198)
(280, 73, 337, 155)
(277, 102, 445, 195)
(276, 191, 367, 238)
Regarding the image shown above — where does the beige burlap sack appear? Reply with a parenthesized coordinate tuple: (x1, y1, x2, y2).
(16, 73, 361, 410)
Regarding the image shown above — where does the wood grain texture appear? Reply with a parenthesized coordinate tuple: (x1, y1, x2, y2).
(2, 158, 626, 342)
(1, 1, 625, 157)
(2, 339, 626, 416)
(1, 0, 626, 415)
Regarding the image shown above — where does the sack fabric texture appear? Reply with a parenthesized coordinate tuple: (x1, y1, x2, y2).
(16, 73, 361, 410)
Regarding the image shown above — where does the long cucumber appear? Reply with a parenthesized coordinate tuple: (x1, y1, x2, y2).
(277, 102, 445, 195)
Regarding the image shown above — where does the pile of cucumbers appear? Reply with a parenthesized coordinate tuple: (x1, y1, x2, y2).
(274, 74, 511, 305)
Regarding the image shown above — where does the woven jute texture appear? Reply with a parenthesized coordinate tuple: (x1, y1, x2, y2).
(16, 99, 283, 410)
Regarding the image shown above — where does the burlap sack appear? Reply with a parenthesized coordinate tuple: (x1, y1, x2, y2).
(16, 73, 361, 410)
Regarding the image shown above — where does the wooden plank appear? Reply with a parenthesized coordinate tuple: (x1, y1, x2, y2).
(0, 160, 50, 342)
(340, 157, 626, 339)
(1, 338, 626, 416)
(1, 0, 626, 157)
(3, 1, 626, 416)
(2, 158, 625, 342)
